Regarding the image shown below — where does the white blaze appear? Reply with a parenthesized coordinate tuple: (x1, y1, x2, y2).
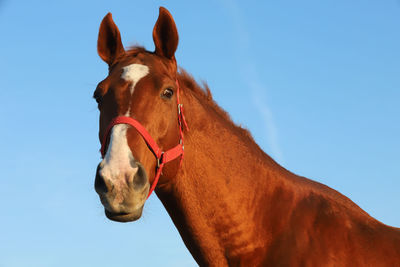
(100, 63, 149, 191)
(121, 63, 149, 116)
(101, 124, 138, 186)
(121, 63, 149, 94)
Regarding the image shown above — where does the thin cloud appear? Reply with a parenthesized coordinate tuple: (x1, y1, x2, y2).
(220, 0, 285, 164)
(249, 79, 284, 163)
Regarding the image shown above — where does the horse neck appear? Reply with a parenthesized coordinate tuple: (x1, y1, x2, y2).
(155, 80, 297, 264)
(154, 77, 400, 266)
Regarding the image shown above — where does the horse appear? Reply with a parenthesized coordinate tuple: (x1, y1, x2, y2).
(93, 7, 400, 266)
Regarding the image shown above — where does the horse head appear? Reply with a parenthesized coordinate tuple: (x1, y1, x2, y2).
(94, 7, 182, 222)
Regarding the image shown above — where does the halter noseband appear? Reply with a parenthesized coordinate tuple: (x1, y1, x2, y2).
(100, 79, 188, 199)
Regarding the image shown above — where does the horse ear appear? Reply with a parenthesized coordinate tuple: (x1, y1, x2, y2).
(152, 7, 179, 60)
(97, 13, 125, 65)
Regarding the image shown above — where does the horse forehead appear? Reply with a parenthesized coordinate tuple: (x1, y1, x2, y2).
(121, 63, 149, 86)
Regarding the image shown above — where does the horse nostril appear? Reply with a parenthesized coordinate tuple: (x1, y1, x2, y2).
(132, 163, 148, 190)
(95, 169, 110, 194)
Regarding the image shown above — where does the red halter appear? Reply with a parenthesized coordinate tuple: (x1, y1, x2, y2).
(100, 80, 188, 199)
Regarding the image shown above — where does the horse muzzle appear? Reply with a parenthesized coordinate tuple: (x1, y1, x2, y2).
(94, 161, 149, 222)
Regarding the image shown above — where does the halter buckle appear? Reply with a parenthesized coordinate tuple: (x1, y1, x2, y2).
(157, 152, 164, 168)
(178, 104, 183, 115)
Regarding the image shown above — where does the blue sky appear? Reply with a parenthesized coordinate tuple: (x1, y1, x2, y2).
(1, 1, 399, 266)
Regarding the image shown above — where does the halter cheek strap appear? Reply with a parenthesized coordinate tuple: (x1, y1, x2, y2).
(100, 79, 188, 199)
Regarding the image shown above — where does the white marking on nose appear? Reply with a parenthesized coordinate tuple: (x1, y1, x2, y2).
(100, 124, 138, 188)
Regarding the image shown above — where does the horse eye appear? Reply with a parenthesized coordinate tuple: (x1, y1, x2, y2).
(162, 88, 174, 99)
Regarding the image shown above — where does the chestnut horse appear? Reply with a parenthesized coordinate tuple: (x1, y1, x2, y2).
(93, 7, 400, 266)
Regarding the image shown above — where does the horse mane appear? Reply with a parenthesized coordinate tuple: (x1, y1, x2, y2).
(177, 68, 258, 145)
